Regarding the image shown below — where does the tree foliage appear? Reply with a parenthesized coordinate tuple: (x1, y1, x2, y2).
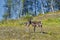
(3, 0, 60, 20)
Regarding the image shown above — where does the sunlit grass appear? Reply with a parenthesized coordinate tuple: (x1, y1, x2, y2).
(0, 11, 60, 40)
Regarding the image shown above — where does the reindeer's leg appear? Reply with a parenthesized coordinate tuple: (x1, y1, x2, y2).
(26, 24, 30, 32)
(39, 24, 43, 33)
(34, 25, 36, 32)
(40, 25, 43, 33)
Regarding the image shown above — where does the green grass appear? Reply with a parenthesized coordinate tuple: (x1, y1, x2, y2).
(0, 11, 60, 40)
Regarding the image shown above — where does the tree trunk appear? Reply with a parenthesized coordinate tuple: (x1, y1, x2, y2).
(40, 0, 45, 14)
(51, 0, 54, 12)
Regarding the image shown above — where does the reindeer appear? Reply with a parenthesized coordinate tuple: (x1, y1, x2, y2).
(25, 18, 43, 33)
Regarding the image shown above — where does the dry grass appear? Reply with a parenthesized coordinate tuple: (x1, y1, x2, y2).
(0, 11, 60, 40)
